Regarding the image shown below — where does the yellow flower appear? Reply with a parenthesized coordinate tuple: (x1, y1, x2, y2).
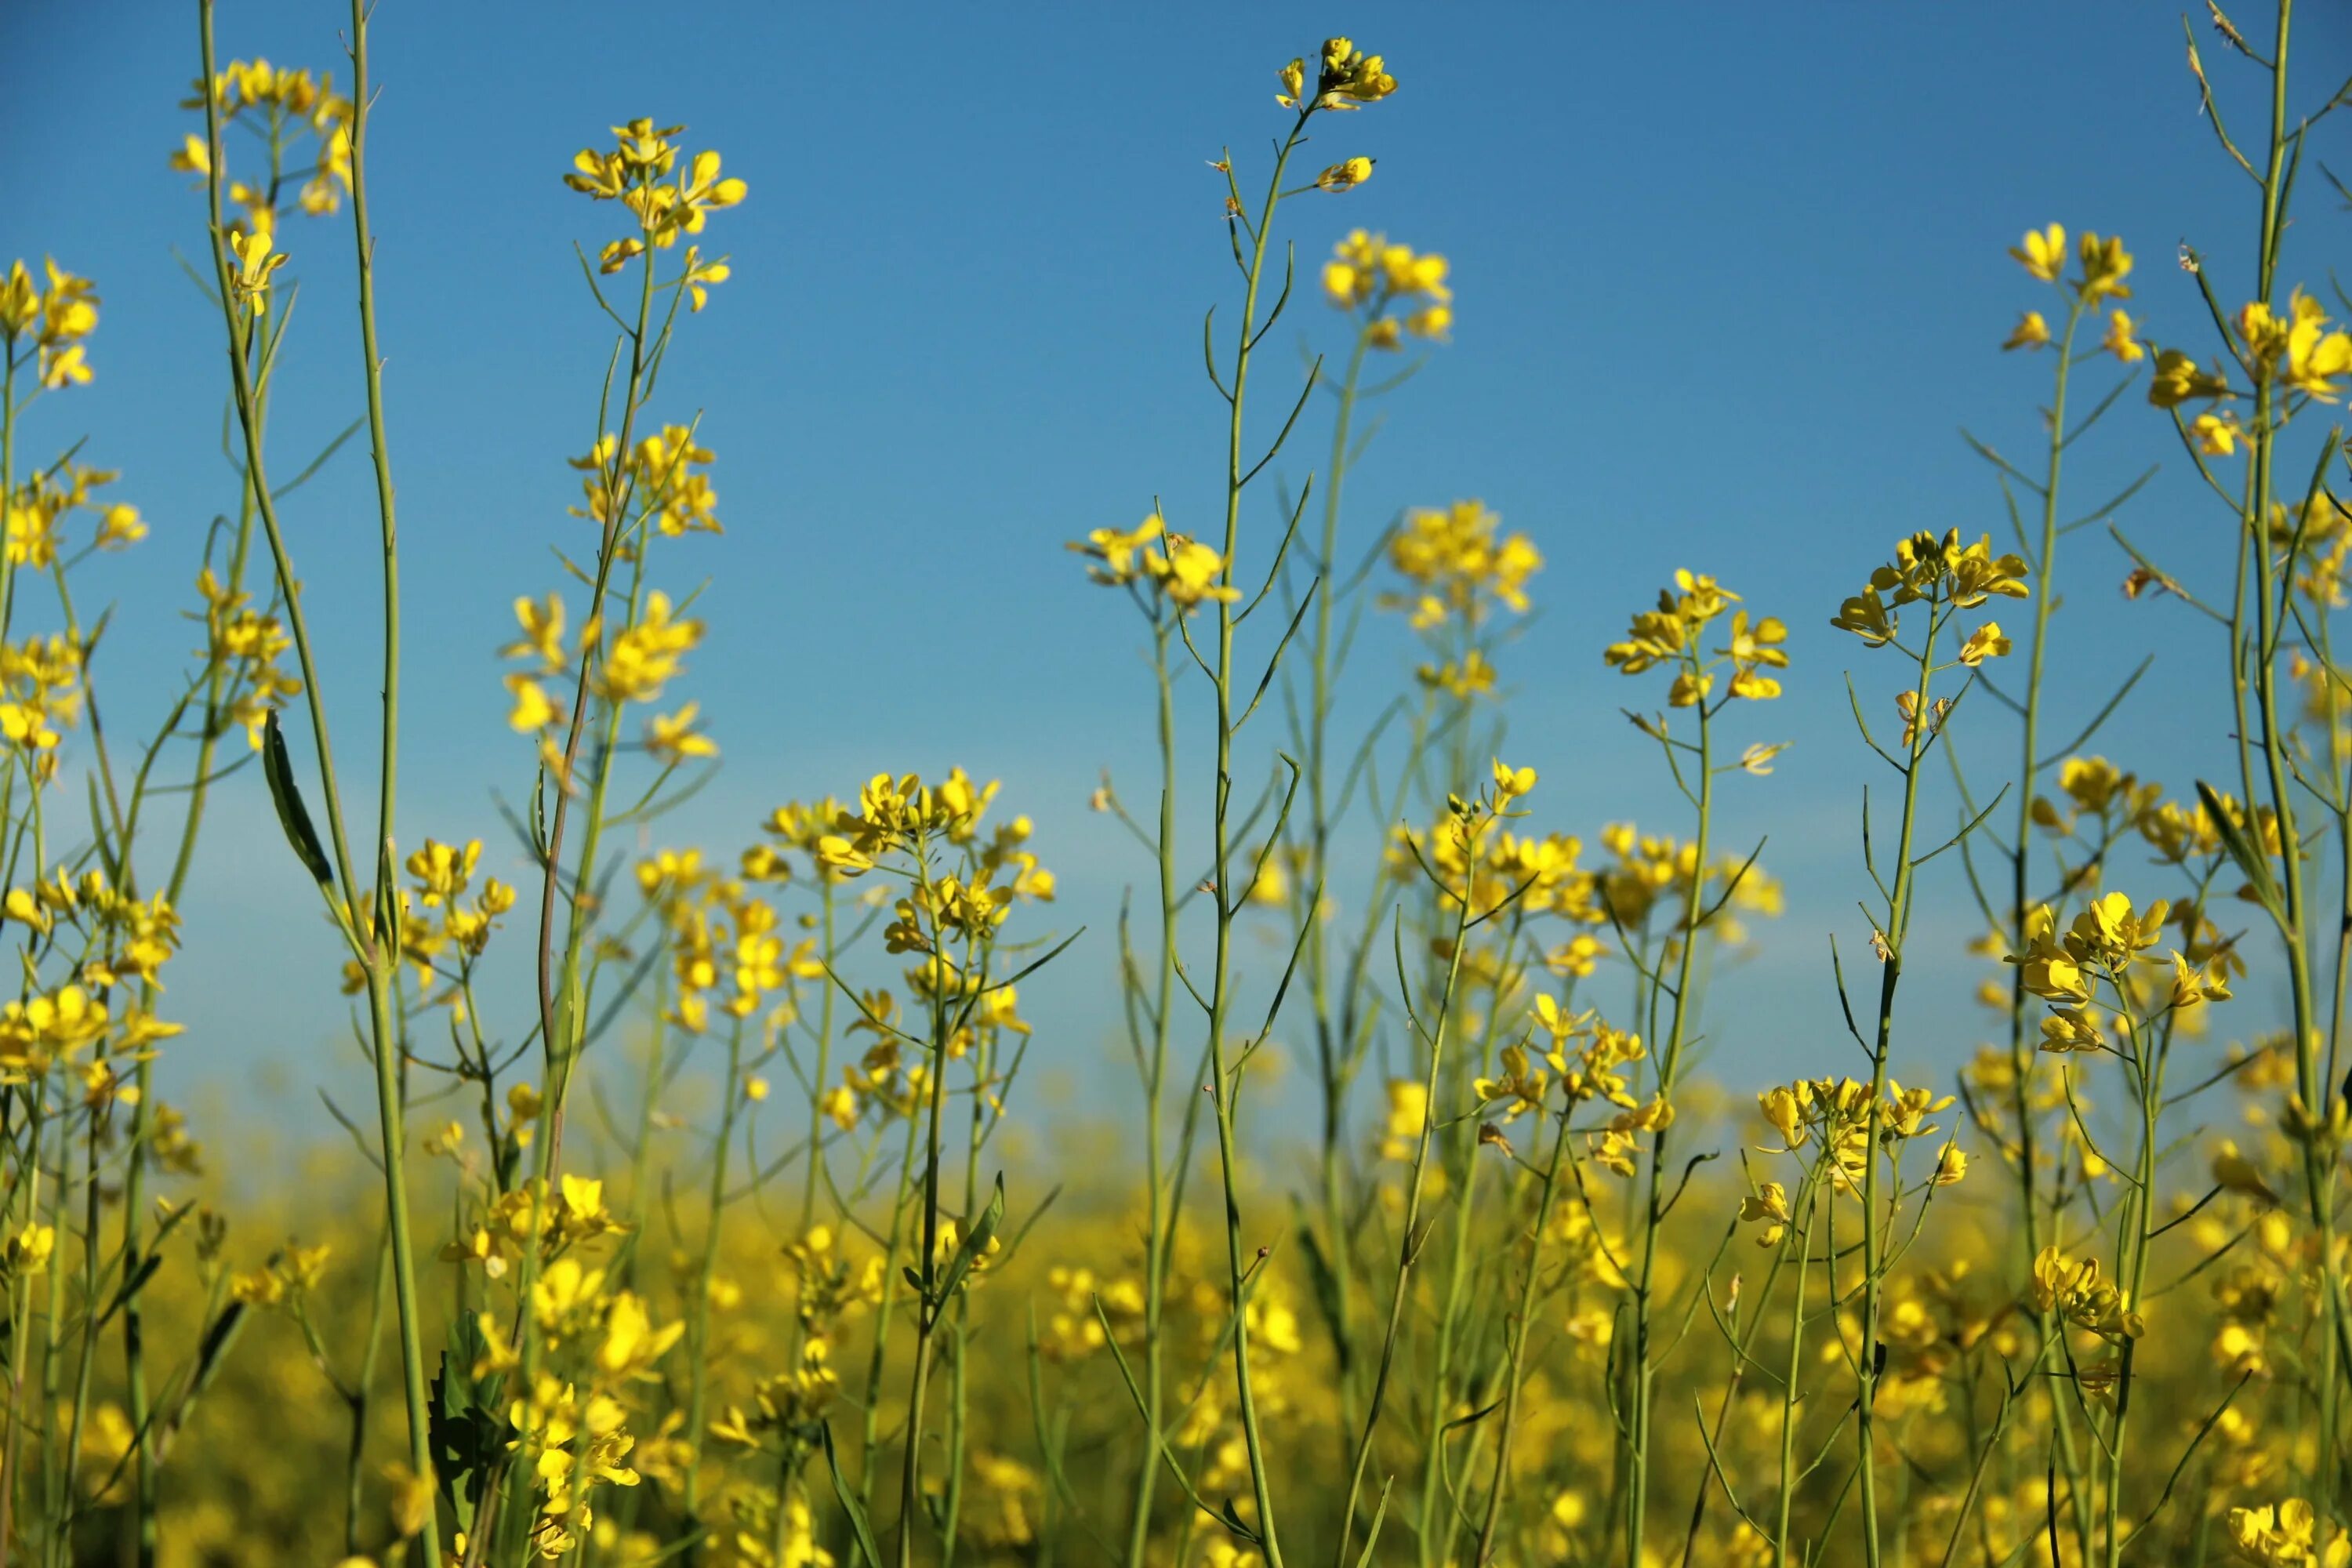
(1831, 585, 1896, 645)
(2002, 310, 2050, 351)
(2149, 348, 2229, 408)
(2101, 310, 2145, 363)
(1069, 513, 1163, 587)
(1956, 621, 2011, 666)
(2227, 1499, 2347, 1568)
(1386, 501, 1537, 630)
(2192, 410, 2243, 456)
(2009, 223, 2066, 282)
(1722, 611, 1788, 699)
(1316, 157, 1374, 193)
(226, 229, 285, 310)
(1276, 58, 1307, 110)
(1314, 38, 1397, 109)
(1738, 1181, 1791, 1247)
(2075, 232, 2132, 302)
(644, 702, 717, 766)
(2, 1223, 55, 1277)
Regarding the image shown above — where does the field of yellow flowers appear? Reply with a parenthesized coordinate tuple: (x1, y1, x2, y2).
(6, 5, 2352, 1566)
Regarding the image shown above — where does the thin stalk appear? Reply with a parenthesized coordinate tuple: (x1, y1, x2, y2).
(1854, 612, 1945, 1568)
(1471, 1095, 1573, 1564)
(1626, 692, 1715, 1568)
(682, 1021, 747, 1540)
(1123, 620, 1180, 1568)
(1335, 842, 1475, 1567)
(1197, 105, 1317, 1568)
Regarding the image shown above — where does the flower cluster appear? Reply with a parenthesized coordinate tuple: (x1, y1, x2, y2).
(1276, 37, 1398, 113)
(1831, 529, 2027, 652)
(2030, 1243, 2145, 1345)
(570, 425, 724, 542)
(562, 118, 744, 296)
(171, 58, 354, 238)
(1605, 571, 1787, 708)
(1069, 512, 1239, 613)
(1323, 230, 1452, 345)
(0, 260, 100, 390)
(2001, 224, 2136, 359)
(194, 566, 300, 749)
(1385, 500, 1541, 635)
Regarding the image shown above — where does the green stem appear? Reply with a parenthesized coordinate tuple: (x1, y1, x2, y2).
(1198, 106, 1316, 1568)
(1626, 691, 1715, 1568)
(681, 1022, 746, 1543)
(1335, 837, 1475, 1567)
(1123, 620, 1181, 1568)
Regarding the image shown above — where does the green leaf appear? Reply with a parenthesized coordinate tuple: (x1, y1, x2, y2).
(262, 710, 334, 887)
(1352, 1477, 1395, 1568)
(821, 1422, 884, 1568)
(932, 1172, 1005, 1307)
(2195, 780, 2283, 920)
(429, 1313, 505, 1525)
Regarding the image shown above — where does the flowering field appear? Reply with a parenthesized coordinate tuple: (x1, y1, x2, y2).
(6, 5, 2352, 1567)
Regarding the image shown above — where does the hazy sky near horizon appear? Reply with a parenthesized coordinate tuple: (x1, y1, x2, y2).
(2, 2, 2349, 1154)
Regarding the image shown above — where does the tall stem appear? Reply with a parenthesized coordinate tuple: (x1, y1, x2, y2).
(1854, 615, 1943, 1568)
(1626, 694, 1714, 1568)
(1307, 329, 1372, 1446)
(1123, 622, 1180, 1568)
(1199, 108, 1314, 1568)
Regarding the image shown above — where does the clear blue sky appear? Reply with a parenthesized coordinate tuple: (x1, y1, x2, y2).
(3, 2, 2347, 1150)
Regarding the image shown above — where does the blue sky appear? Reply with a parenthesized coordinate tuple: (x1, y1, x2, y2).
(3, 2, 2348, 1155)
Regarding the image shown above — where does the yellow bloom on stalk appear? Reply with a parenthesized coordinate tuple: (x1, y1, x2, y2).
(1386, 501, 1538, 630)
(1324, 230, 1453, 345)
(1069, 513, 1164, 586)
(404, 839, 481, 908)
(2, 1223, 55, 1277)
(1474, 1043, 1548, 1120)
(2227, 1500, 2349, 1568)
(2007, 893, 2176, 1037)
(2234, 289, 2352, 402)
(1830, 585, 1895, 646)
(2149, 347, 2230, 408)
(564, 120, 746, 254)
(595, 592, 705, 705)
(2002, 310, 2049, 352)
(225, 229, 285, 311)
(1956, 621, 2010, 666)
(644, 702, 717, 766)
(1316, 157, 1374, 193)
(1155, 532, 1240, 608)
(1723, 610, 1788, 699)
(1837, 532, 2029, 655)
(1, 260, 101, 387)
(2191, 410, 2243, 456)
(1276, 57, 1308, 109)
(1379, 1079, 1427, 1162)
(1311, 38, 1397, 111)
(1739, 1181, 1791, 1247)
(1605, 572, 1781, 707)
(1066, 512, 1237, 612)
(678, 247, 730, 312)
(2075, 232, 2132, 302)
(2009, 223, 2066, 283)
(2101, 310, 2145, 363)
(1759, 1082, 1810, 1149)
